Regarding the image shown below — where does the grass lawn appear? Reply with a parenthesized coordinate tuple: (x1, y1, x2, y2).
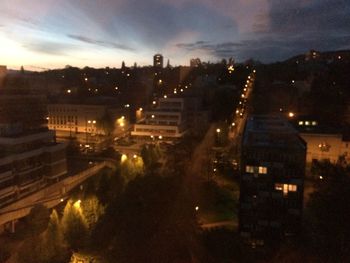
(198, 179, 239, 224)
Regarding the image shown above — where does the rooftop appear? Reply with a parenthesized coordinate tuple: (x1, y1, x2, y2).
(243, 115, 306, 149)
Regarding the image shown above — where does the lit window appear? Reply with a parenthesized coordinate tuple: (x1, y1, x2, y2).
(275, 183, 297, 194)
(245, 166, 254, 173)
(305, 121, 310, 126)
(259, 166, 267, 174)
(275, 184, 283, 191)
(312, 121, 317, 126)
(288, 184, 297, 192)
(298, 121, 303, 126)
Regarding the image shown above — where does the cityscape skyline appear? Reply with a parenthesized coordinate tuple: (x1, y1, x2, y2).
(1, 0, 350, 70)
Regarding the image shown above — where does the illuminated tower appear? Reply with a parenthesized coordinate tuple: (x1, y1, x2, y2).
(153, 54, 163, 68)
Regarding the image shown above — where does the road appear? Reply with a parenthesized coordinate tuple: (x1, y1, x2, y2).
(227, 72, 255, 160)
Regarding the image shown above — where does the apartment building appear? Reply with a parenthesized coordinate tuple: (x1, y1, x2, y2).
(239, 115, 306, 245)
(131, 98, 187, 138)
(0, 87, 67, 207)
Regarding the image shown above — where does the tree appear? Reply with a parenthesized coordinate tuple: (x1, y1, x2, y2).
(120, 156, 144, 181)
(17, 235, 44, 263)
(96, 170, 125, 205)
(40, 210, 69, 263)
(61, 200, 88, 250)
(97, 112, 115, 136)
(140, 144, 161, 171)
(93, 175, 200, 263)
(305, 164, 350, 261)
(26, 204, 50, 236)
(81, 196, 105, 230)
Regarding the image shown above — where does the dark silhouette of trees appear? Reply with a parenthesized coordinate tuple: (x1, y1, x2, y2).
(305, 164, 350, 261)
(61, 200, 88, 250)
(92, 175, 200, 263)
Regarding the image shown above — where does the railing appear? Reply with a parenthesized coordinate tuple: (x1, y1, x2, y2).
(0, 160, 116, 226)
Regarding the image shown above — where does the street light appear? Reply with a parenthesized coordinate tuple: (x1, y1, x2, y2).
(74, 200, 81, 209)
(216, 128, 221, 133)
(288, 112, 295, 118)
(121, 154, 127, 163)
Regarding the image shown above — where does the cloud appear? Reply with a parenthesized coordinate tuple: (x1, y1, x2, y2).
(176, 30, 350, 62)
(115, 0, 238, 50)
(1, 0, 350, 66)
(67, 34, 134, 51)
(240, 0, 350, 61)
(22, 40, 76, 56)
(175, 40, 244, 59)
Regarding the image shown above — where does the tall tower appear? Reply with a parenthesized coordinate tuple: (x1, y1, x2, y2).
(153, 54, 163, 68)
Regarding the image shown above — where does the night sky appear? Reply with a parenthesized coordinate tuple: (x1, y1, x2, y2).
(1, 0, 349, 70)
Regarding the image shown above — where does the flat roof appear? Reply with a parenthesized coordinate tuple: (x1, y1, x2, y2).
(243, 115, 306, 150)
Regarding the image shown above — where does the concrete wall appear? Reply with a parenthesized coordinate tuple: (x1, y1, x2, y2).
(300, 133, 347, 163)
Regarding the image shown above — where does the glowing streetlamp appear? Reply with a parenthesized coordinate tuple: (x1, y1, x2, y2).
(74, 200, 81, 209)
(121, 154, 127, 163)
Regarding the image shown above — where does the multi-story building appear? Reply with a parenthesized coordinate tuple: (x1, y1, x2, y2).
(47, 103, 129, 150)
(131, 98, 187, 139)
(239, 115, 306, 245)
(153, 54, 163, 68)
(0, 85, 67, 207)
(292, 117, 350, 165)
